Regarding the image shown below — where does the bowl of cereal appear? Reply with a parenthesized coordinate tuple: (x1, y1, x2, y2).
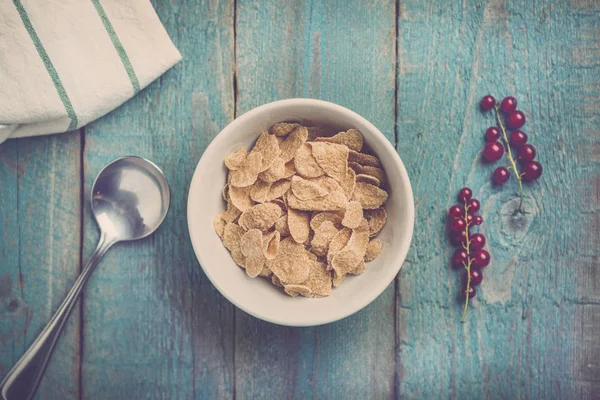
(187, 99, 414, 326)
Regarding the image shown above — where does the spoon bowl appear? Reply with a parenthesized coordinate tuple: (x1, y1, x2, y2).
(92, 156, 170, 241)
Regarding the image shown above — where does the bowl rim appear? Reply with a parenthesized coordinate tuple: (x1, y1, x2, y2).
(187, 98, 415, 326)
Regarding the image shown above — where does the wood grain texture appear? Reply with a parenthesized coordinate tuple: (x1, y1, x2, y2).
(396, 0, 599, 398)
(0, 133, 82, 400)
(0, 0, 598, 399)
(79, 0, 235, 399)
(235, 0, 397, 398)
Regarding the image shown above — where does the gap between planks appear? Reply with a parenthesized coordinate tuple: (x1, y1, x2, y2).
(232, 0, 238, 398)
(393, 0, 401, 396)
(78, 127, 85, 400)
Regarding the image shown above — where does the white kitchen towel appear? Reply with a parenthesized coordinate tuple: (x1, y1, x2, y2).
(0, 0, 182, 144)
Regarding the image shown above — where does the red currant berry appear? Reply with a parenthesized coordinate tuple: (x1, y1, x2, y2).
(470, 233, 486, 250)
(485, 127, 501, 142)
(500, 96, 517, 113)
(453, 248, 469, 268)
(480, 95, 496, 111)
(468, 199, 480, 214)
(506, 110, 526, 129)
(483, 141, 504, 162)
(522, 161, 543, 181)
(466, 214, 474, 225)
(473, 216, 483, 226)
(460, 285, 476, 299)
(458, 187, 472, 202)
(448, 205, 462, 218)
(509, 130, 528, 148)
(471, 250, 491, 268)
(452, 230, 468, 246)
(469, 269, 483, 286)
(451, 218, 466, 232)
(519, 144, 536, 163)
(493, 167, 510, 184)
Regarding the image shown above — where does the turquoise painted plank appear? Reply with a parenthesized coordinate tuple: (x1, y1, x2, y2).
(396, 0, 599, 398)
(79, 0, 236, 399)
(235, 0, 397, 398)
(1, 1, 596, 399)
(0, 132, 82, 399)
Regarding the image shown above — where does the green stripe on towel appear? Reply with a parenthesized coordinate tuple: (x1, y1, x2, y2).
(13, 0, 78, 131)
(91, 0, 141, 94)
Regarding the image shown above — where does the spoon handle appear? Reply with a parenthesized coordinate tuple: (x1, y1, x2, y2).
(0, 233, 115, 400)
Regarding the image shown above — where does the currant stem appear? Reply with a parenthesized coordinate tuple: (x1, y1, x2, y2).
(461, 201, 472, 323)
(494, 105, 524, 212)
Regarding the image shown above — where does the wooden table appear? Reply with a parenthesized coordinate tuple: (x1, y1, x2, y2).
(1, 0, 599, 398)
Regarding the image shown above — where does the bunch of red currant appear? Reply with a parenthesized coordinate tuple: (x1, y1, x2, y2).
(448, 187, 490, 322)
(480, 95, 543, 211)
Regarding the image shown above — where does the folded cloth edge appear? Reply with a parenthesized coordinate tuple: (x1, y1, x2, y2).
(0, 125, 17, 143)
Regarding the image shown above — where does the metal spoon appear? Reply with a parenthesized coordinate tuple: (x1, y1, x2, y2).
(0, 156, 170, 400)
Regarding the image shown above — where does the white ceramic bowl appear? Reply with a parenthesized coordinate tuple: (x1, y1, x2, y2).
(187, 99, 414, 326)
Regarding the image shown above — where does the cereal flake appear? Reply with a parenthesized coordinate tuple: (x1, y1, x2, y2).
(352, 182, 388, 209)
(241, 229, 266, 278)
(229, 185, 254, 211)
(294, 143, 324, 178)
(267, 237, 311, 284)
(288, 207, 310, 244)
(310, 220, 339, 257)
(291, 175, 328, 200)
(355, 173, 381, 186)
(311, 142, 349, 183)
(224, 147, 248, 170)
(230, 151, 263, 187)
(364, 207, 387, 237)
(279, 126, 308, 162)
(222, 223, 245, 252)
(342, 201, 363, 229)
(310, 211, 344, 230)
(262, 231, 281, 260)
(348, 150, 381, 167)
(269, 122, 300, 137)
(238, 203, 282, 232)
(213, 213, 226, 238)
(315, 128, 363, 152)
(259, 157, 286, 183)
(250, 180, 272, 203)
(287, 190, 347, 211)
(364, 239, 383, 262)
